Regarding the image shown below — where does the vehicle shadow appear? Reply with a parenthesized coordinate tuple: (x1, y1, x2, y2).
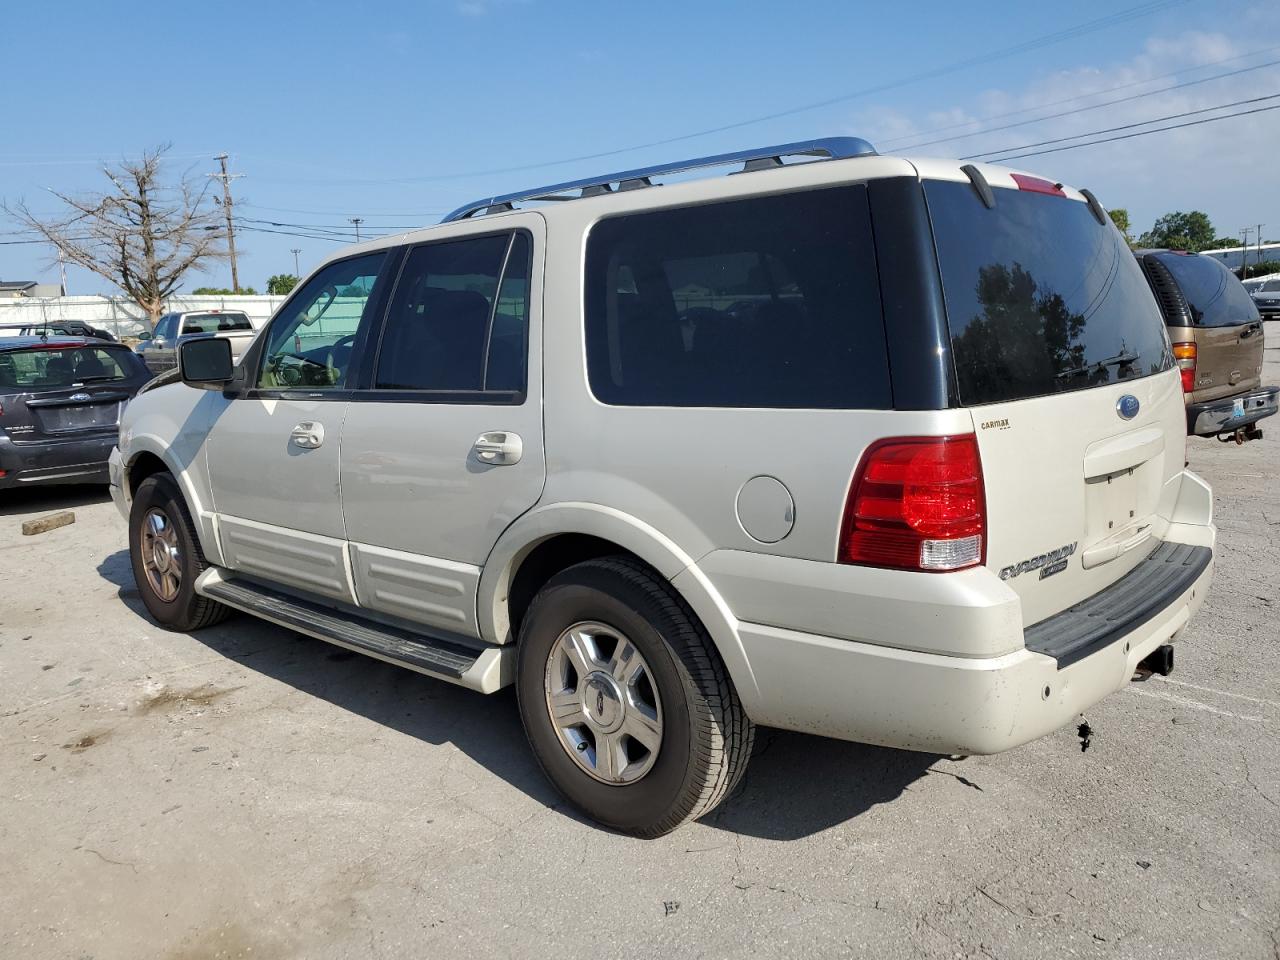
(96, 549, 933, 840)
(0, 483, 111, 518)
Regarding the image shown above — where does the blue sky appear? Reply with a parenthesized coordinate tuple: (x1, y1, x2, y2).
(3, 0, 1277, 293)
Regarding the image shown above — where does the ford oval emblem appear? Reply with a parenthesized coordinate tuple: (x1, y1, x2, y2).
(69, 392, 91, 402)
(1117, 394, 1140, 420)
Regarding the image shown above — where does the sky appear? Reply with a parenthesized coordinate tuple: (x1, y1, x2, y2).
(2, 0, 1277, 295)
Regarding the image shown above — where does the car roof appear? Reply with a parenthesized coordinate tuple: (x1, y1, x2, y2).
(303, 147, 1095, 277)
(0, 336, 103, 350)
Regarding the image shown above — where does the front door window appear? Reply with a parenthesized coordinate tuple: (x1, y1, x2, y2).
(258, 253, 386, 390)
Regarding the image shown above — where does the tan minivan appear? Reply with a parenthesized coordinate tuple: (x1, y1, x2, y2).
(1136, 250, 1278, 441)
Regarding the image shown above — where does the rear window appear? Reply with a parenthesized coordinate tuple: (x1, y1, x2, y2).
(0, 346, 136, 389)
(183, 312, 252, 333)
(584, 185, 890, 408)
(1154, 253, 1261, 327)
(926, 180, 1173, 406)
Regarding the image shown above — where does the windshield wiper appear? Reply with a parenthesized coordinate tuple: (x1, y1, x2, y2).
(1056, 350, 1140, 381)
(74, 376, 124, 383)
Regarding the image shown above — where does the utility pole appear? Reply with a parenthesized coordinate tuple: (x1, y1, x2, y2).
(1257, 224, 1266, 272)
(349, 217, 364, 243)
(1241, 227, 1254, 277)
(291, 248, 301, 278)
(58, 249, 68, 296)
(210, 154, 245, 293)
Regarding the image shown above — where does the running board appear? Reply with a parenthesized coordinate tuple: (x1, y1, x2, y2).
(195, 569, 511, 692)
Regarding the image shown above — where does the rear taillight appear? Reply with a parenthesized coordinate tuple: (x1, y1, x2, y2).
(1173, 341, 1197, 393)
(839, 435, 986, 572)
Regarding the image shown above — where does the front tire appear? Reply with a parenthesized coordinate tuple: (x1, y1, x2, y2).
(516, 557, 753, 837)
(129, 473, 229, 631)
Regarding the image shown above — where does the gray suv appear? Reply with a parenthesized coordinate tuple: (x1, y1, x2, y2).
(110, 138, 1216, 836)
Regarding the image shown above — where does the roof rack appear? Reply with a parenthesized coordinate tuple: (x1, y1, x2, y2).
(441, 136, 877, 223)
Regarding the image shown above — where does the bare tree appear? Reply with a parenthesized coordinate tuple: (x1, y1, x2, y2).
(4, 145, 228, 326)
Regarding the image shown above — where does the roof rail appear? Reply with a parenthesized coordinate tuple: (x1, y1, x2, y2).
(441, 136, 877, 223)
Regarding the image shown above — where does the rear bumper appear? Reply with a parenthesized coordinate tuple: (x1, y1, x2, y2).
(0, 430, 116, 488)
(713, 468, 1216, 755)
(736, 548, 1211, 755)
(1187, 384, 1278, 435)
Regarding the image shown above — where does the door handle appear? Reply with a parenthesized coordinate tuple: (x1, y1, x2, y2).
(290, 421, 324, 449)
(473, 431, 522, 465)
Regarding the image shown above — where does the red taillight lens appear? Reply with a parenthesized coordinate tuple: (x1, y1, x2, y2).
(1173, 341, 1197, 393)
(839, 435, 986, 572)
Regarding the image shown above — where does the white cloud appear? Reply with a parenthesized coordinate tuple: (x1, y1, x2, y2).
(851, 31, 1280, 237)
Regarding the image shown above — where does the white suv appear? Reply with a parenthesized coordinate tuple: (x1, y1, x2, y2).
(110, 138, 1216, 836)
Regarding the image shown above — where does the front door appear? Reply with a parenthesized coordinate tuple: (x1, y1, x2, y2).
(340, 218, 546, 636)
(206, 250, 392, 603)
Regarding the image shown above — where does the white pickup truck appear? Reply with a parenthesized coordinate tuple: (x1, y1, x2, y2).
(135, 310, 258, 375)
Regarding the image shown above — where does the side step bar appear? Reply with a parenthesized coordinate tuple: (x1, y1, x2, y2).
(195, 569, 511, 692)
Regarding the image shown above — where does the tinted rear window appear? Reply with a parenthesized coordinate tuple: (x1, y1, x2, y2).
(926, 180, 1172, 406)
(584, 185, 889, 408)
(0, 346, 136, 389)
(183, 312, 252, 333)
(1154, 253, 1260, 327)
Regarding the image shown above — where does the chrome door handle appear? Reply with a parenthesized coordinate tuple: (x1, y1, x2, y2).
(473, 431, 522, 465)
(290, 421, 324, 449)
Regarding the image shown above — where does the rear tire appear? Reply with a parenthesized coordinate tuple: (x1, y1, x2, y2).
(516, 556, 753, 837)
(129, 473, 230, 631)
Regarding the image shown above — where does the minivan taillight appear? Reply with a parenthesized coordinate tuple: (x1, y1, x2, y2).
(1173, 341, 1197, 393)
(839, 435, 986, 572)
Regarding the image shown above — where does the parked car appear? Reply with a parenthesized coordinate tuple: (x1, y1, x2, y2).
(0, 320, 117, 341)
(111, 138, 1216, 836)
(1247, 275, 1280, 319)
(1134, 250, 1278, 441)
(135, 310, 256, 374)
(0, 337, 151, 489)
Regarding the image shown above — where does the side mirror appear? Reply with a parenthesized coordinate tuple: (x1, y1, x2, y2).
(179, 337, 234, 389)
(137, 330, 153, 341)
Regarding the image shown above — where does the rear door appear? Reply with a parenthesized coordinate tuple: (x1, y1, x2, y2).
(1150, 252, 1263, 402)
(924, 172, 1182, 627)
(339, 218, 545, 636)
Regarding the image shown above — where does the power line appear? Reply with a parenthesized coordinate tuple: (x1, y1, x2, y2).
(241, 0, 1192, 189)
(876, 43, 1280, 148)
(984, 101, 1280, 162)
(963, 92, 1280, 159)
(894, 57, 1280, 152)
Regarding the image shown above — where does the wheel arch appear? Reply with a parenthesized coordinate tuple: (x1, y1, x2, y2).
(478, 503, 761, 704)
(122, 436, 223, 566)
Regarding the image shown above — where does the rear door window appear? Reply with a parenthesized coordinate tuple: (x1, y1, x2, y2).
(373, 231, 531, 396)
(926, 180, 1173, 406)
(1153, 253, 1260, 327)
(584, 185, 890, 408)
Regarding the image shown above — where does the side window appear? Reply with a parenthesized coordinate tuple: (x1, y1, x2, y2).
(154, 315, 177, 340)
(257, 252, 387, 390)
(374, 231, 531, 396)
(583, 186, 889, 408)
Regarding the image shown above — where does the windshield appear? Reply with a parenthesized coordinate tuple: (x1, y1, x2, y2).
(0, 346, 134, 389)
(1153, 253, 1259, 327)
(926, 179, 1173, 406)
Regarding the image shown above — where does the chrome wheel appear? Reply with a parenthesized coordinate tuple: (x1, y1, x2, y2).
(140, 507, 182, 602)
(544, 620, 663, 784)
